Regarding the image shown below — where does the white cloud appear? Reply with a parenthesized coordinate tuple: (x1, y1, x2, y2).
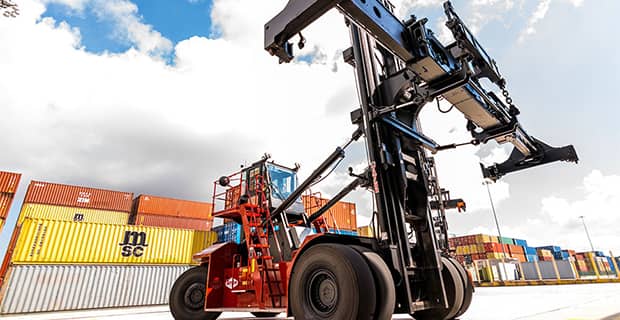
(518, 0, 588, 43)
(42, 0, 173, 56)
(518, 0, 551, 43)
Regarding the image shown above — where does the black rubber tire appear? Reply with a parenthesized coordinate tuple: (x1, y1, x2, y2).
(251, 312, 281, 318)
(412, 256, 464, 320)
(446, 257, 474, 318)
(352, 246, 396, 320)
(169, 266, 221, 320)
(289, 243, 377, 320)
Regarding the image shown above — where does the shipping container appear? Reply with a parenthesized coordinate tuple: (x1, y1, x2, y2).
(131, 213, 213, 231)
(0, 264, 191, 314)
(214, 222, 243, 244)
(330, 229, 358, 236)
(513, 239, 528, 247)
(302, 195, 357, 231)
(498, 237, 513, 245)
(18, 203, 129, 225)
(24, 181, 133, 212)
(133, 195, 213, 219)
(12, 218, 217, 264)
(0, 193, 16, 220)
(0, 171, 21, 194)
(357, 225, 374, 237)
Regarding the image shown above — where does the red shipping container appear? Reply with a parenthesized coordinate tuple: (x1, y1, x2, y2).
(24, 181, 133, 212)
(483, 242, 504, 253)
(0, 171, 21, 194)
(134, 195, 213, 219)
(0, 193, 16, 220)
(131, 213, 213, 231)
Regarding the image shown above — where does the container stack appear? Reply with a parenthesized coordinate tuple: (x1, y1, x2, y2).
(0, 171, 21, 233)
(0, 180, 217, 315)
(450, 234, 528, 263)
(131, 195, 213, 231)
(536, 248, 554, 261)
(302, 195, 357, 233)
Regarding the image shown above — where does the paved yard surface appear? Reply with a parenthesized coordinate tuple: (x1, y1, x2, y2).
(3, 283, 620, 320)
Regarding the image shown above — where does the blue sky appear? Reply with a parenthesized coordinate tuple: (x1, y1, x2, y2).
(43, 0, 214, 55)
(1, 0, 619, 258)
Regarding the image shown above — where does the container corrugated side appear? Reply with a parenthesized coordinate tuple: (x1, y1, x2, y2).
(132, 213, 213, 231)
(135, 195, 213, 219)
(0, 193, 16, 220)
(213, 222, 243, 244)
(24, 181, 133, 212)
(18, 203, 129, 225)
(0, 171, 21, 194)
(302, 196, 357, 231)
(0, 264, 191, 314)
(12, 218, 217, 264)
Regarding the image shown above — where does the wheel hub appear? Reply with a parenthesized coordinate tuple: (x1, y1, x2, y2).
(307, 270, 338, 316)
(184, 282, 205, 310)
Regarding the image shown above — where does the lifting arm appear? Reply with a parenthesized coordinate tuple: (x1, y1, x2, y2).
(265, 0, 578, 181)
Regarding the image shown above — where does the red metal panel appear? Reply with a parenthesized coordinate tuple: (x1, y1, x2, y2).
(0, 171, 21, 194)
(0, 193, 16, 220)
(135, 195, 213, 219)
(132, 213, 213, 231)
(24, 181, 133, 212)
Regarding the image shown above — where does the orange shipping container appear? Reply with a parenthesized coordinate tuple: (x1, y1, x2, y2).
(0, 171, 21, 194)
(134, 195, 213, 219)
(131, 213, 213, 231)
(24, 181, 133, 212)
(1, 193, 17, 220)
(302, 195, 357, 231)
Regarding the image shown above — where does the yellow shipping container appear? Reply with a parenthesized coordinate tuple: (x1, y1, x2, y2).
(18, 203, 130, 225)
(469, 244, 478, 254)
(357, 225, 374, 237)
(475, 234, 491, 244)
(487, 252, 504, 260)
(12, 218, 217, 265)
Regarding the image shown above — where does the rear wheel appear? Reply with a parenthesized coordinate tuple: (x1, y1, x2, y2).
(169, 266, 221, 320)
(412, 256, 464, 320)
(446, 256, 474, 318)
(251, 312, 281, 318)
(289, 243, 377, 320)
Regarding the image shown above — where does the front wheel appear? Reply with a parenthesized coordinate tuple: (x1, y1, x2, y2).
(169, 266, 221, 320)
(289, 243, 377, 320)
(412, 256, 464, 320)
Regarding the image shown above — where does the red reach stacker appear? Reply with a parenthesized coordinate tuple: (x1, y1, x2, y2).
(169, 1, 578, 319)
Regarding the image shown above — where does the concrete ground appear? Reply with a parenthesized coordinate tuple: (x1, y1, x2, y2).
(3, 283, 620, 320)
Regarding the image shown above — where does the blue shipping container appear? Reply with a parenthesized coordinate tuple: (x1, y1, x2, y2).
(538, 246, 561, 253)
(608, 257, 616, 272)
(214, 222, 243, 244)
(330, 229, 358, 236)
(526, 254, 539, 262)
(513, 239, 528, 247)
(595, 251, 605, 257)
(524, 246, 537, 255)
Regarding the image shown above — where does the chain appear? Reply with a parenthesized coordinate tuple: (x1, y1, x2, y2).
(500, 84, 520, 116)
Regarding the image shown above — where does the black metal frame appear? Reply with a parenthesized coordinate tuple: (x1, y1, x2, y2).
(264, 0, 578, 315)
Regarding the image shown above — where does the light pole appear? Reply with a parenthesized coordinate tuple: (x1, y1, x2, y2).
(578, 215, 595, 252)
(483, 180, 508, 281)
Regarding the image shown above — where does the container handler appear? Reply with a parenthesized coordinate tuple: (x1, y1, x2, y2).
(169, 1, 578, 319)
